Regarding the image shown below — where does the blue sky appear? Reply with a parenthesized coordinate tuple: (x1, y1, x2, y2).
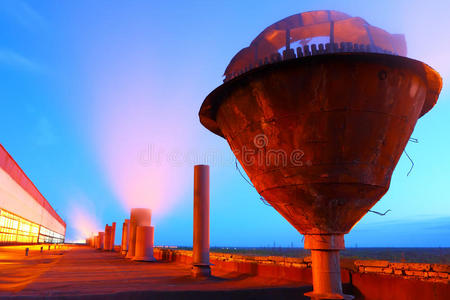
(0, 0, 449, 246)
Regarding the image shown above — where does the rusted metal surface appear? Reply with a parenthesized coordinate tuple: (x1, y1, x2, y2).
(223, 10, 407, 82)
(200, 53, 441, 236)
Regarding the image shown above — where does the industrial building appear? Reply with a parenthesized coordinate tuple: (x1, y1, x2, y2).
(0, 144, 65, 245)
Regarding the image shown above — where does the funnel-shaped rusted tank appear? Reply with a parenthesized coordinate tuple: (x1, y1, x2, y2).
(201, 53, 441, 235)
(199, 10, 442, 299)
(201, 53, 441, 299)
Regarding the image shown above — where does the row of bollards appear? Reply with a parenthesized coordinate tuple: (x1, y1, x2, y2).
(24, 244, 62, 256)
(85, 165, 211, 279)
(86, 209, 156, 262)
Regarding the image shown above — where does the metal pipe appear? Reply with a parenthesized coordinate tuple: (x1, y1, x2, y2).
(304, 234, 353, 300)
(192, 165, 211, 278)
(285, 29, 291, 50)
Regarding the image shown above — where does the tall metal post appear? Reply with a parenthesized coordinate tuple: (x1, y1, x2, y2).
(192, 165, 210, 278)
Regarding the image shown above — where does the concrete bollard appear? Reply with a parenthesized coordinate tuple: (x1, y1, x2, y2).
(132, 226, 156, 261)
(100, 232, 105, 250)
(121, 219, 130, 255)
(110, 222, 116, 251)
(126, 208, 151, 259)
(125, 220, 137, 258)
(97, 232, 105, 250)
(40, 246, 43, 253)
(304, 235, 353, 299)
(192, 165, 211, 278)
(104, 225, 112, 251)
(25, 248, 29, 256)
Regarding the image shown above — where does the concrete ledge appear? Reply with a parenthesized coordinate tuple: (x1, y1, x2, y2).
(351, 272, 450, 300)
(154, 248, 449, 300)
(356, 259, 449, 282)
(355, 260, 390, 268)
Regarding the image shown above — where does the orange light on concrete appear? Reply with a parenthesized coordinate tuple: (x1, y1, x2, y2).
(132, 225, 155, 261)
(192, 165, 210, 278)
(125, 208, 151, 259)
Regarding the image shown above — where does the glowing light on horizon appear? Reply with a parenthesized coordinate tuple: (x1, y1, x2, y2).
(67, 202, 101, 242)
(91, 91, 194, 217)
(85, 49, 198, 220)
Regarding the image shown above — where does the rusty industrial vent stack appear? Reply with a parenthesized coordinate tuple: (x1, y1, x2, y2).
(199, 10, 442, 300)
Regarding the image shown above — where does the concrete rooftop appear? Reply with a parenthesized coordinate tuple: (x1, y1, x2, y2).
(0, 245, 311, 299)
